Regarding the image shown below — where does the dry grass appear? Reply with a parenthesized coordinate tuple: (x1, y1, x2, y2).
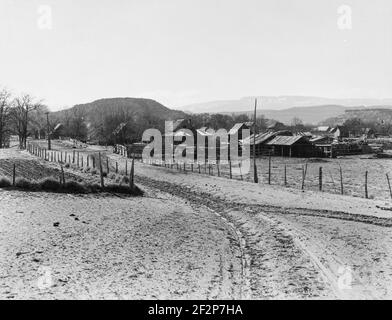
(0, 175, 143, 196)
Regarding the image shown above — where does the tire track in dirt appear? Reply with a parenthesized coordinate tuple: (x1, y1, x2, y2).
(134, 175, 336, 299)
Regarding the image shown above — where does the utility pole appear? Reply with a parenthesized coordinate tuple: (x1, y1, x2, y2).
(45, 112, 51, 150)
(253, 98, 258, 183)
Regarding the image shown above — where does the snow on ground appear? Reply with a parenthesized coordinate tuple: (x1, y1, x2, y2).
(1, 144, 392, 299)
(0, 187, 243, 299)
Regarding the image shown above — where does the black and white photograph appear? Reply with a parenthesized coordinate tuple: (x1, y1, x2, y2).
(0, 0, 392, 306)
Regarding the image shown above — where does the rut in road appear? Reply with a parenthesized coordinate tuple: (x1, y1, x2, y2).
(135, 175, 338, 299)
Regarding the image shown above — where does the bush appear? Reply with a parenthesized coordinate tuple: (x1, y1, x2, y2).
(64, 181, 88, 193)
(0, 177, 11, 188)
(15, 178, 35, 190)
(105, 184, 144, 196)
(121, 176, 130, 185)
(87, 183, 101, 193)
(39, 177, 62, 191)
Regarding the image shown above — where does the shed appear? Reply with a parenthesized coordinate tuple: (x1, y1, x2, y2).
(266, 135, 314, 157)
(241, 130, 293, 156)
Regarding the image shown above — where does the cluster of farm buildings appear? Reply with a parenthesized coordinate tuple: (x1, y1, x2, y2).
(123, 119, 384, 159)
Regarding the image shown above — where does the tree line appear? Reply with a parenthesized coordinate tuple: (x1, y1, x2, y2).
(0, 88, 48, 149)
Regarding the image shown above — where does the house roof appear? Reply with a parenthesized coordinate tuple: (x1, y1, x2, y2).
(172, 119, 190, 131)
(196, 127, 212, 137)
(228, 122, 253, 135)
(310, 135, 330, 143)
(266, 135, 308, 146)
(316, 126, 330, 132)
(53, 123, 63, 132)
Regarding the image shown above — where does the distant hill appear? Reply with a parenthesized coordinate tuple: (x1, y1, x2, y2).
(51, 98, 188, 143)
(53, 97, 186, 121)
(222, 105, 350, 125)
(179, 96, 392, 125)
(321, 107, 392, 126)
(180, 96, 392, 113)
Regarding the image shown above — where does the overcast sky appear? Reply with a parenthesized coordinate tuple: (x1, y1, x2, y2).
(0, 0, 391, 110)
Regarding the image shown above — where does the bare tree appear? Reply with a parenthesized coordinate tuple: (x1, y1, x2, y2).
(10, 94, 43, 149)
(0, 88, 12, 148)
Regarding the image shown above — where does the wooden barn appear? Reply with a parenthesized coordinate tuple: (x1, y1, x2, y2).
(241, 130, 293, 157)
(266, 135, 314, 157)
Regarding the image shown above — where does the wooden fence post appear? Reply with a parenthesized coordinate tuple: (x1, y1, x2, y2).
(268, 153, 272, 185)
(319, 167, 323, 191)
(301, 163, 308, 191)
(106, 158, 109, 174)
(125, 160, 128, 175)
(284, 164, 287, 186)
(61, 166, 65, 185)
(98, 152, 104, 188)
(87, 155, 90, 167)
(339, 165, 344, 195)
(116, 162, 118, 174)
(365, 171, 368, 199)
(217, 162, 220, 177)
(387, 174, 392, 200)
(229, 160, 232, 179)
(12, 164, 16, 186)
(130, 157, 135, 191)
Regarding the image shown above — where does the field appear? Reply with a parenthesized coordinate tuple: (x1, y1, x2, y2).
(1, 140, 392, 299)
(244, 156, 392, 201)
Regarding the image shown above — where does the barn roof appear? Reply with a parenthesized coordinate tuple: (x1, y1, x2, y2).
(229, 122, 253, 135)
(53, 123, 63, 132)
(196, 127, 212, 137)
(172, 119, 186, 131)
(316, 126, 330, 132)
(266, 135, 308, 146)
(241, 130, 292, 145)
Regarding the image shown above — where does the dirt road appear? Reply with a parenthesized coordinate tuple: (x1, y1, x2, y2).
(125, 158, 392, 299)
(1, 146, 392, 299)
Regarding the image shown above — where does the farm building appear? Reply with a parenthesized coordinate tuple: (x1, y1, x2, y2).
(241, 130, 293, 156)
(312, 126, 331, 135)
(310, 135, 334, 144)
(228, 122, 254, 139)
(266, 135, 314, 157)
(330, 126, 349, 141)
(51, 123, 65, 139)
